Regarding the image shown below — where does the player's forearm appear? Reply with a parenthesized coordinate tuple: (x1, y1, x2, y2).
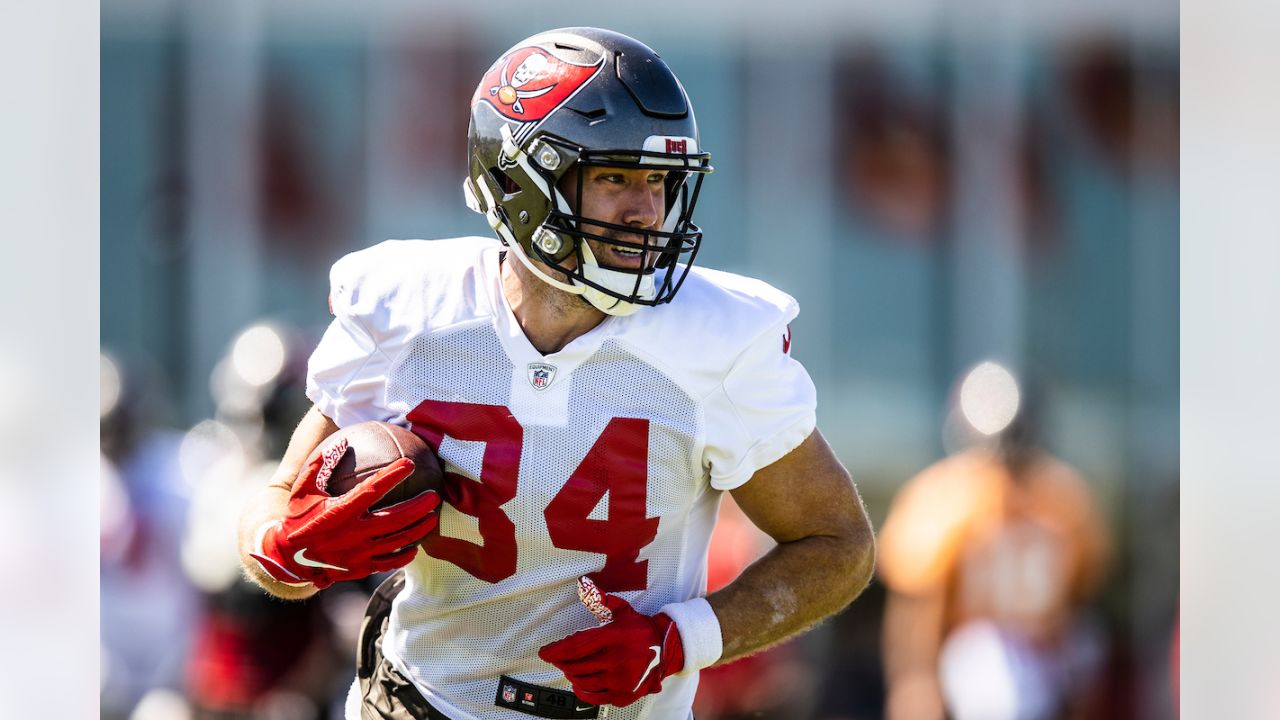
(237, 479, 319, 600)
(881, 591, 947, 720)
(706, 530, 874, 665)
(881, 590, 945, 681)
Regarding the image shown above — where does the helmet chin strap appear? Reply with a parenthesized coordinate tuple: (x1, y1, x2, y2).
(494, 216, 655, 318)
(468, 161, 584, 297)
(504, 222, 657, 317)
(577, 241, 655, 317)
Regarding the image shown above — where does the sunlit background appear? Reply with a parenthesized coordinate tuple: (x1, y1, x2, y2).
(101, 1, 1178, 718)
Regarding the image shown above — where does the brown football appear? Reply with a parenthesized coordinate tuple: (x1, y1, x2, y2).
(304, 421, 443, 511)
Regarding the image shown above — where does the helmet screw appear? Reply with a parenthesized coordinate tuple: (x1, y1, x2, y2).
(536, 229, 563, 255)
(537, 147, 561, 171)
(518, 211, 530, 224)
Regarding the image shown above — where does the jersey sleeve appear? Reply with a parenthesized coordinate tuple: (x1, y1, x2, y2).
(305, 252, 395, 427)
(702, 306, 817, 491)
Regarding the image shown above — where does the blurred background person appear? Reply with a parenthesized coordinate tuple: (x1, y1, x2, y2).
(101, 351, 202, 720)
(878, 362, 1111, 720)
(179, 322, 371, 719)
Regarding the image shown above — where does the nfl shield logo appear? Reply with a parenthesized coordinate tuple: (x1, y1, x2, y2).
(502, 685, 516, 703)
(527, 362, 557, 391)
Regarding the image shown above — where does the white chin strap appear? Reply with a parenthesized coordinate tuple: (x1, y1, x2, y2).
(473, 202, 656, 317)
(577, 242, 655, 317)
(577, 177, 686, 316)
(505, 230, 656, 317)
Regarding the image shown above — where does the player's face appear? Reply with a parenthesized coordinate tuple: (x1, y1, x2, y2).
(559, 165, 668, 271)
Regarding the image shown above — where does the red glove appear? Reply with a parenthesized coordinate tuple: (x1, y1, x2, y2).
(249, 438, 441, 589)
(538, 577, 686, 707)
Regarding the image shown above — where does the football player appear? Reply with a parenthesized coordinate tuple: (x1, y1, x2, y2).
(239, 27, 876, 720)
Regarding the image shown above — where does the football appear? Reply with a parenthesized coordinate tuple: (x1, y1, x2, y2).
(306, 421, 443, 511)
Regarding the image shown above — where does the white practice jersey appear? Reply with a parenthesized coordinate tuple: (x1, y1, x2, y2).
(308, 237, 816, 720)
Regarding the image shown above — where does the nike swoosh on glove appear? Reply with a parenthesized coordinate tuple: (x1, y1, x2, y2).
(249, 437, 441, 590)
(538, 576, 686, 708)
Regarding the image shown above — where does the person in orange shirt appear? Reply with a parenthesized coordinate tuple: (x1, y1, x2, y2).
(878, 364, 1110, 720)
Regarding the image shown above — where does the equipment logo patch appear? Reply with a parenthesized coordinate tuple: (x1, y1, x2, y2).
(473, 46, 602, 122)
(527, 362, 557, 391)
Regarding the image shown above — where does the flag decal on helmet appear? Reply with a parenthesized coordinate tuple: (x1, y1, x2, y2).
(527, 362, 557, 391)
(474, 47, 602, 122)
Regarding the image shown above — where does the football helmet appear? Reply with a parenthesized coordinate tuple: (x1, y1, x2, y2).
(464, 27, 713, 316)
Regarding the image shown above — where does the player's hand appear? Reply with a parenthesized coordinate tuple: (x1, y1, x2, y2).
(249, 441, 442, 589)
(538, 577, 686, 707)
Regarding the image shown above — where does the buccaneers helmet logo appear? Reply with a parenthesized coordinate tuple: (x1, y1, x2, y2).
(473, 46, 602, 122)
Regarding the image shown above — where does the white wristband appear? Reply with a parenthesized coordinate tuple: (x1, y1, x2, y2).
(659, 596, 723, 674)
